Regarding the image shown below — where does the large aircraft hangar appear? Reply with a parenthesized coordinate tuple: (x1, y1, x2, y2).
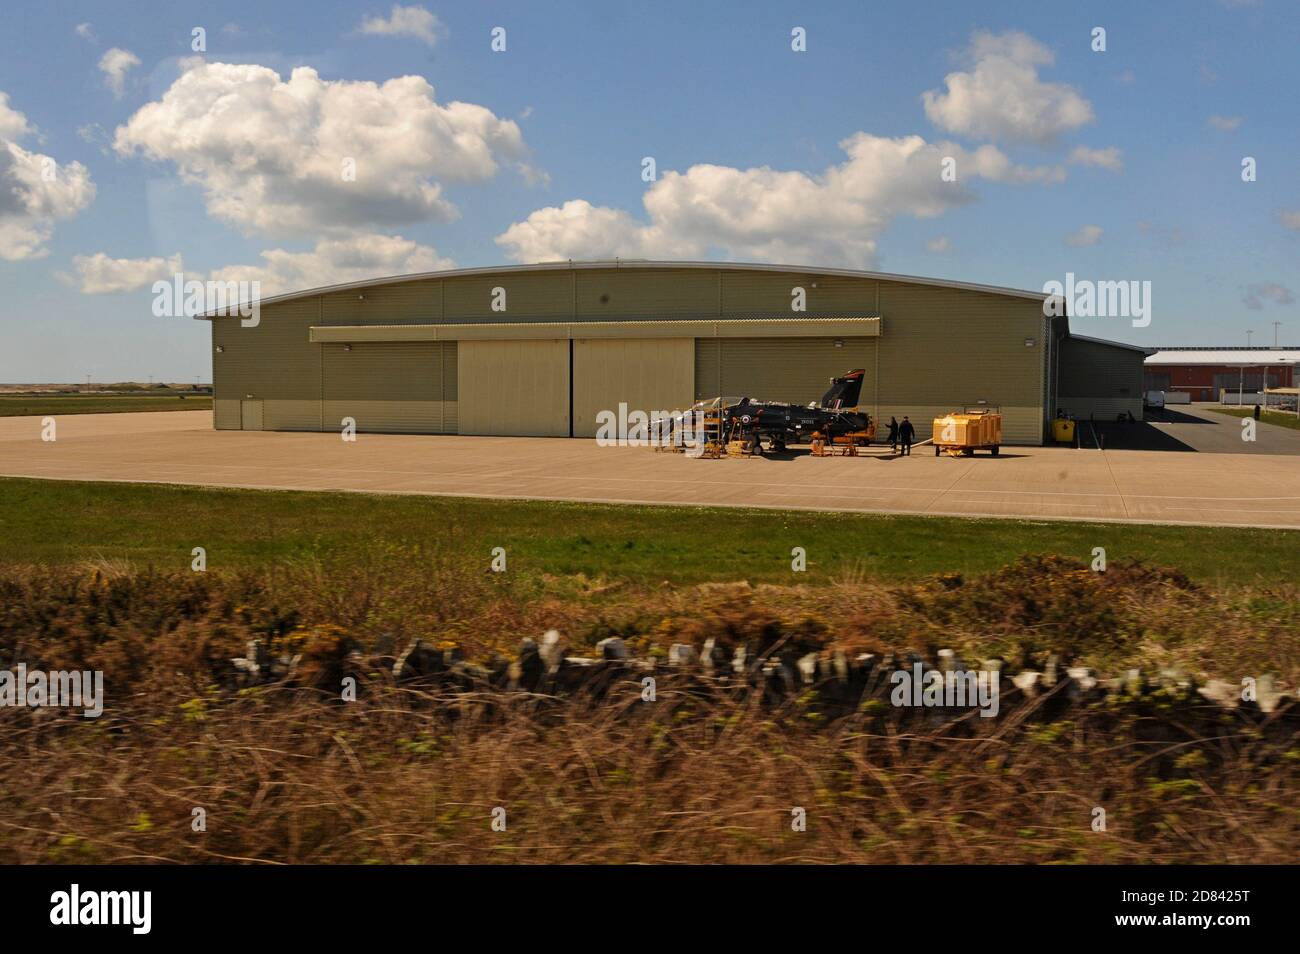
(204, 260, 1141, 445)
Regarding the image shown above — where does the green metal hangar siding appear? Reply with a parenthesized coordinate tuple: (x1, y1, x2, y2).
(203, 261, 1127, 445)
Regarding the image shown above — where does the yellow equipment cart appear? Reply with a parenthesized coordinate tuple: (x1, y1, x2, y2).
(933, 406, 1002, 457)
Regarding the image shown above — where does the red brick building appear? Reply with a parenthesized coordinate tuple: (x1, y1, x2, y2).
(1143, 348, 1299, 401)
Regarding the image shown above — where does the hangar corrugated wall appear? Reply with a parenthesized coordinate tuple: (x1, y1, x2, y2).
(1057, 335, 1145, 420)
(208, 262, 1097, 445)
(694, 338, 877, 407)
(322, 341, 457, 434)
(212, 298, 320, 432)
(873, 283, 1047, 446)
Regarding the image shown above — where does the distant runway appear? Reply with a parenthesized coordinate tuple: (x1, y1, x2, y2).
(3, 410, 1300, 529)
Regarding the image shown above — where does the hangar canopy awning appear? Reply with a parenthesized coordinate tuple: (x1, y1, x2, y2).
(308, 317, 881, 343)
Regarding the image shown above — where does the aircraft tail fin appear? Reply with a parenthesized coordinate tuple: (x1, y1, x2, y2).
(819, 369, 865, 409)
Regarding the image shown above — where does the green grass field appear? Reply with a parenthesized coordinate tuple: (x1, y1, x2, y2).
(1205, 405, 1300, 431)
(2, 478, 1296, 866)
(0, 394, 211, 416)
(2, 475, 1295, 585)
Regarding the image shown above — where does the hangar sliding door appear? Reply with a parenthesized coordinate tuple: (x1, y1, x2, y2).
(457, 338, 570, 436)
(322, 341, 456, 433)
(695, 337, 877, 408)
(571, 338, 695, 438)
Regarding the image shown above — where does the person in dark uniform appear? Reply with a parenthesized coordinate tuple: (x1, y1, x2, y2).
(1254, 403, 1261, 420)
(899, 416, 916, 456)
(886, 416, 899, 452)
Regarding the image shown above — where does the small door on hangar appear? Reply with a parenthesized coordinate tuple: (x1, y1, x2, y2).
(457, 338, 570, 436)
(240, 399, 264, 431)
(571, 337, 695, 438)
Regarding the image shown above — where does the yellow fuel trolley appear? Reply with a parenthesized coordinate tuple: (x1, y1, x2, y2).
(932, 406, 1002, 457)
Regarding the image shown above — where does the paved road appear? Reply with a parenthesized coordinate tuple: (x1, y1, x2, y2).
(1143, 403, 1300, 454)
(3, 410, 1300, 529)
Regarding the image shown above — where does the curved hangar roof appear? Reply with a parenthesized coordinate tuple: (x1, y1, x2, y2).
(203, 259, 1053, 316)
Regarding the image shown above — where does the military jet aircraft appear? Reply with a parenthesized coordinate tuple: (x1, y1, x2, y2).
(690, 369, 874, 454)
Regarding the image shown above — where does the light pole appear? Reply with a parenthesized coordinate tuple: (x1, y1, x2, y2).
(1246, 329, 1254, 348)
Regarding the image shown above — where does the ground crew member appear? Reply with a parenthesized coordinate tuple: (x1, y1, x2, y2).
(900, 416, 915, 456)
(886, 416, 899, 452)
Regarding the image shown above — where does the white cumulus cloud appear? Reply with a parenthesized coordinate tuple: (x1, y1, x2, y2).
(0, 93, 30, 141)
(0, 92, 96, 260)
(99, 48, 141, 98)
(205, 233, 454, 296)
(358, 5, 442, 47)
(497, 133, 1064, 268)
(113, 61, 529, 237)
(65, 252, 184, 294)
(922, 31, 1094, 143)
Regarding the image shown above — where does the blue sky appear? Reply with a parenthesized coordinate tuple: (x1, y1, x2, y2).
(0, 0, 1296, 382)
